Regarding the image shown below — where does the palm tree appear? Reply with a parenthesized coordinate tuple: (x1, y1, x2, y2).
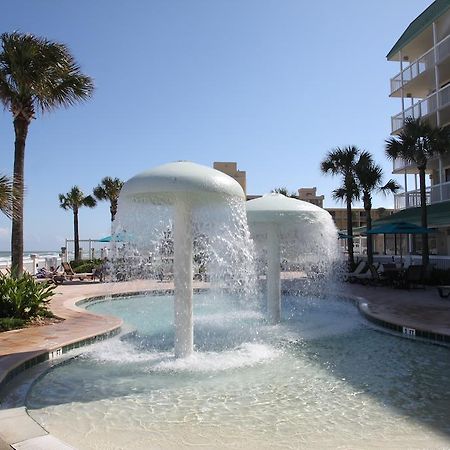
(0, 174, 21, 219)
(0, 32, 94, 276)
(354, 152, 400, 264)
(271, 187, 297, 198)
(59, 187, 96, 261)
(93, 177, 124, 227)
(385, 117, 450, 266)
(321, 146, 361, 266)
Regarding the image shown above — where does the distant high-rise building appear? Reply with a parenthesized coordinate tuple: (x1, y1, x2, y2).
(213, 162, 247, 195)
(297, 187, 324, 208)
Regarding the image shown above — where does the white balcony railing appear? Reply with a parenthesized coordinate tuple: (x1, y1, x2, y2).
(390, 48, 435, 93)
(390, 35, 450, 95)
(391, 92, 437, 133)
(394, 181, 450, 210)
(437, 34, 450, 63)
(391, 83, 450, 133)
(394, 188, 428, 210)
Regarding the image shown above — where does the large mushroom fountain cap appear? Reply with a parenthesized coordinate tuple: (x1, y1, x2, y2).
(246, 193, 331, 224)
(120, 161, 245, 205)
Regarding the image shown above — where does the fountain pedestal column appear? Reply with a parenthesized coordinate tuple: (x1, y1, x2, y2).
(173, 199, 193, 358)
(267, 223, 281, 324)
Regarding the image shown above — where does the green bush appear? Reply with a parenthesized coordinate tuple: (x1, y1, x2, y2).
(0, 317, 26, 331)
(0, 273, 55, 320)
(70, 259, 102, 273)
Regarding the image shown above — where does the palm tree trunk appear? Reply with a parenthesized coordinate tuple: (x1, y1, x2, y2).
(365, 206, 373, 265)
(110, 201, 116, 223)
(419, 168, 429, 267)
(346, 197, 354, 266)
(11, 118, 29, 277)
(74, 209, 80, 261)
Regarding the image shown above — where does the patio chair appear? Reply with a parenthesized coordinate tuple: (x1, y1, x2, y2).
(437, 286, 450, 299)
(353, 264, 383, 285)
(61, 262, 95, 282)
(345, 261, 367, 282)
(395, 265, 425, 289)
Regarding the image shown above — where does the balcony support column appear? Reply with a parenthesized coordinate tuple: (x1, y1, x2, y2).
(404, 171, 409, 208)
(439, 157, 443, 202)
(433, 22, 441, 125)
(399, 51, 405, 123)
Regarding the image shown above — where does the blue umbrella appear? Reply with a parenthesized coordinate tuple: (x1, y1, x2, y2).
(364, 222, 434, 235)
(97, 232, 128, 242)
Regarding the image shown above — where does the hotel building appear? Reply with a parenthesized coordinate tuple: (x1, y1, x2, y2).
(386, 0, 450, 258)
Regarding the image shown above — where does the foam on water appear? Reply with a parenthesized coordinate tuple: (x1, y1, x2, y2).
(151, 343, 281, 373)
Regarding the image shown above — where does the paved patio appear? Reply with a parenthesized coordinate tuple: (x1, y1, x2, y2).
(341, 283, 450, 337)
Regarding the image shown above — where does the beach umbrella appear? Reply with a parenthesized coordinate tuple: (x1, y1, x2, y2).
(364, 222, 433, 235)
(97, 232, 128, 242)
(364, 222, 434, 262)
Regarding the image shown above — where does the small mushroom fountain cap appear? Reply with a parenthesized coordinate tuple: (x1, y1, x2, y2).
(121, 161, 245, 205)
(246, 193, 331, 224)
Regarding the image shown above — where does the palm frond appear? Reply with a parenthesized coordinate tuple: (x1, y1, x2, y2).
(380, 179, 401, 195)
(0, 174, 21, 219)
(0, 32, 94, 118)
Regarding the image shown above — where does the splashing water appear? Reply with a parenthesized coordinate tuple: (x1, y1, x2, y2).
(110, 195, 257, 300)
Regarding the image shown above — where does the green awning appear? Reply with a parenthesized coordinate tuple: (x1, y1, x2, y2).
(355, 201, 450, 235)
(386, 0, 450, 60)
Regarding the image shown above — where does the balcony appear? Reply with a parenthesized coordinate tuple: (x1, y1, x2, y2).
(390, 35, 450, 96)
(390, 48, 435, 94)
(391, 82, 450, 134)
(394, 181, 450, 210)
(391, 91, 437, 133)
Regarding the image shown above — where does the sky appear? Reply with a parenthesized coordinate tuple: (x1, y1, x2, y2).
(0, 0, 432, 251)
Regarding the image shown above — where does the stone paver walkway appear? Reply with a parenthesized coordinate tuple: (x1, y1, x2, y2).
(341, 283, 450, 337)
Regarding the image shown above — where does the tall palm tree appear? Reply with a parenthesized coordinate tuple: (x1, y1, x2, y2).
(354, 152, 400, 264)
(0, 32, 94, 276)
(321, 146, 361, 266)
(0, 174, 21, 220)
(93, 177, 124, 227)
(385, 117, 450, 267)
(59, 187, 96, 262)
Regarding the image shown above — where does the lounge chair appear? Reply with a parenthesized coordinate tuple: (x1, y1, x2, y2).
(353, 264, 383, 285)
(61, 262, 95, 282)
(34, 266, 66, 285)
(345, 261, 367, 282)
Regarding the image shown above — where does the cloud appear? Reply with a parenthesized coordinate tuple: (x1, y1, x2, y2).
(0, 227, 9, 238)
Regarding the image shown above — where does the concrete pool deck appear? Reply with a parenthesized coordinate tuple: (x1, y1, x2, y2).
(0, 278, 449, 448)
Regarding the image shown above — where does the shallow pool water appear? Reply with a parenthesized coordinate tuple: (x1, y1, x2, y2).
(27, 293, 450, 449)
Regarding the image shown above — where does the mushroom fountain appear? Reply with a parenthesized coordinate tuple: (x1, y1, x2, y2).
(246, 193, 338, 324)
(117, 161, 247, 357)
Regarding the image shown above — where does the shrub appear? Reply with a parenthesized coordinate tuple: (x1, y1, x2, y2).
(70, 259, 102, 273)
(0, 273, 55, 320)
(0, 317, 26, 331)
